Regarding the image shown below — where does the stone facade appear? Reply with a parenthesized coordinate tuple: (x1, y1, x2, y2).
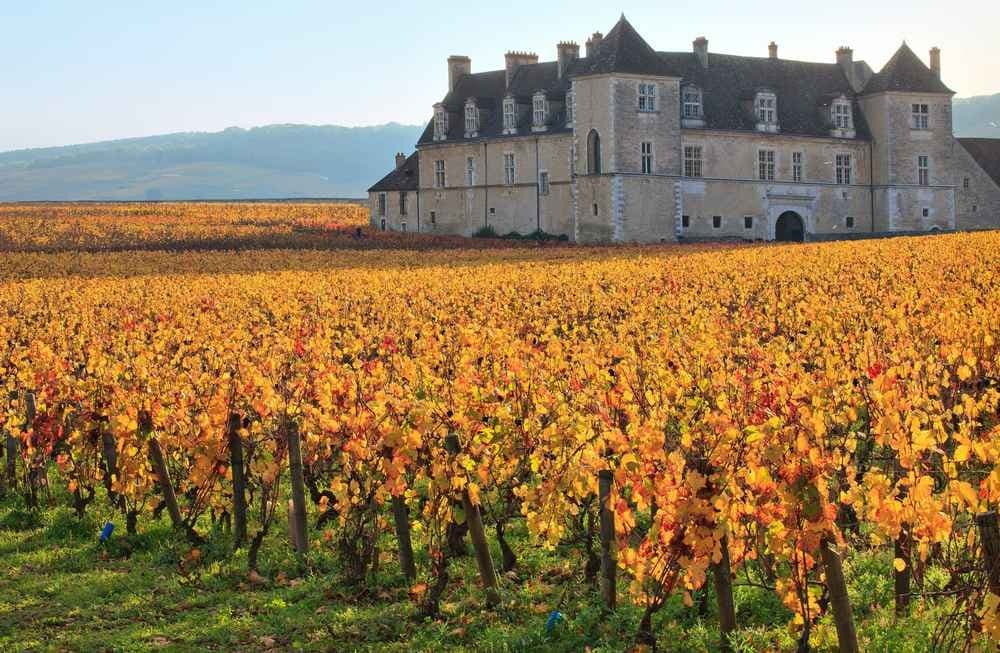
(369, 17, 1000, 242)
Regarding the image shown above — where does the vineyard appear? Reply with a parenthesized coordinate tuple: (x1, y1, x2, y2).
(1, 206, 999, 652)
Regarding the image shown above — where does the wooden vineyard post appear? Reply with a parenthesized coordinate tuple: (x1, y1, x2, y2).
(598, 469, 617, 611)
(286, 419, 309, 556)
(445, 433, 500, 607)
(392, 495, 417, 581)
(5, 391, 20, 491)
(144, 412, 183, 530)
(976, 512, 1000, 595)
(820, 537, 859, 653)
(713, 534, 737, 652)
(227, 413, 248, 549)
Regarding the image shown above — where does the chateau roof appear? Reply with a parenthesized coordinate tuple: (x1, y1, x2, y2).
(573, 15, 677, 77)
(958, 138, 1000, 188)
(368, 152, 419, 192)
(863, 43, 953, 95)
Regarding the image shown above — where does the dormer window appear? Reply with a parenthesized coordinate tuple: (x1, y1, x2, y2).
(638, 82, 657, 112)
(566, 90, 575, 126)
(532, 92, 548, 132)
(433, 104, 449, 141)
(755, 92, 778, 132)
(832, 100, 852, 130)
(683, 86, 703, 119)
(464, 99, 479, 138)
(502, 97, 517, 134)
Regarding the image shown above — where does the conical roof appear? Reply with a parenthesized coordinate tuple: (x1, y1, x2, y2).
(573, 15, 678, 77)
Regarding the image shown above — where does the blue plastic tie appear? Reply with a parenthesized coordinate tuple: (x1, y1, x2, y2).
(545, 610, 563, 634)
(99, 522, 114, 544)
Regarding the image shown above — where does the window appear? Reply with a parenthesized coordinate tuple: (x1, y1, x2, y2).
(490, 207, 496, 215)
(835, 154, 852, 185)
(911, 103, 929, 130)
(587, 130, 602, 175)
(682, 215, 690, 228)
(918, 155, 930, 186)
(533, 93, 548, 129)
(539, 170, 550, 195)
(682, 86, 702, 119)
(430, 211, 436, 225)
(464, 100, 479, 136)
(377, 193, 386, 217)
(922, 208, 930, 218)
(503, 97, 517, 132)
(380, 218, 386, 231)
(684, 145, 703, 178)
(566, 91, 575, 125)
(434, 160, 446, 188)
(638, 82, 657, 112)
(593, 203, 599, 216)
(399, 192, 408, 216)
(964, 177, 970, 189)
(744, 216, 753, 229)
(756, 93, 777, 125)
(832, 100, 853, 129)
(712, 215, 722, 229)
(758, 150, 775, 181)
(792, 152, 803, 183)
(433, 105, 448, 141)
(466, 157, 476, 187)
(846, 216, 855, 229)
(503, 153, 516, 186)
(973, 205, 978, 212)
(641, 142, 654, 175)
(401, 222, 407, 233)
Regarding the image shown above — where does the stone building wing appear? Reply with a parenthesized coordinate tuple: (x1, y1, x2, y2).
(658, 51, 871, 139)
(959, 139, 1000, 187)
(368, 152, 419, 192)
(863, 43, 953, 94)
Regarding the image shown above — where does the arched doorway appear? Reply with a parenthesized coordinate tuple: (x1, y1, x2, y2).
(587, 130, 602, 174)
(775, 211, 805, 242)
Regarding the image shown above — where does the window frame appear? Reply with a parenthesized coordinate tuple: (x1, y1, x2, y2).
(756, 92, 777, 127)
(682, 215, 690, 229)
(464, 100, 479, 136)
(433, 105, 449, 141)
(835, 153, 852, 185)
(744, 215, 753, 230)
(832, 100, 853, 130)
(792, 151, 803, 183)
(565, 90, 575, 126)
(502, 97, 517, 132)
(682, 86, 703, 119)
(638, 82, 657, 113)
(466, 156, 476, 187)
(532, 93, 548, 129)
(377, 192, 387, 217)
(917, 155, 930, 186)
(434, 160, 446, 189)
(640, 141, 654, 175)
(503, 152, 516, 187)
(846, 216, 855, 229)
(712, 215, 723, 229)
(538, 170, 550, 196)
(399, 191, 408, 216)
(911, 103, 930, 130)
(757, 149, 776, 181)
(684, 145, 703, 178)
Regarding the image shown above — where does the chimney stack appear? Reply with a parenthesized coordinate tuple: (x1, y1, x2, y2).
(768, 41, 778, 59)
(929, 47, 941, 77)
(693, 37, 709, 68)
(836, 46, 855, 88)
(395, 153, 407, 170)
(585, 32, 604, 57)
(505, 51, 539, 88)
(448, 55, 471, 92)
(557, 41, 580, 79)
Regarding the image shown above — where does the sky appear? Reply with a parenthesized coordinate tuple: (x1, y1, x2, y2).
(2, 0, 998, 152)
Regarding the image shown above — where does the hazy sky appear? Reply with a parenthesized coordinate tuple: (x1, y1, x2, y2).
(2, 1, 997, 152)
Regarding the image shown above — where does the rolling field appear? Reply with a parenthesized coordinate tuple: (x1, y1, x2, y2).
(1, 202, 999, 652)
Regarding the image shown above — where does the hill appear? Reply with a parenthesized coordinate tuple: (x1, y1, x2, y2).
(953, 93, 1000, 138)
(0, 123, 425, 201)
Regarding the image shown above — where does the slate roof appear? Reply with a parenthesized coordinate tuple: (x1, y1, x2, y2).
(958, 138, 1000, 188)
(416, 15, 894, 146)
(863, 43, 953, 95)
(368, 152, 419, 192)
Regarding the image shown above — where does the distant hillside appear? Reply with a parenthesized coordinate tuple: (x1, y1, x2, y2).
(954, 93, 1000, 138)
(0, 95, 996, 202)
(0, 123, 425, 201)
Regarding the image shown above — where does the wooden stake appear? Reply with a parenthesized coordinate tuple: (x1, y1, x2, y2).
(714, 534, 737, 652)
(227, 413, 248, 548)
(392, 495, 417, 581)
(820, 537, 859, 653)
(599, 469, 616, 611)
(445, 433, 500, 607)
(976, 512, 1000, 595)
(286, 419, 309, 555)
(144, 413, 183, 529)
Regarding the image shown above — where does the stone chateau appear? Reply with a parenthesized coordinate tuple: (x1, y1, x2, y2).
(368, 16, 1000, 242)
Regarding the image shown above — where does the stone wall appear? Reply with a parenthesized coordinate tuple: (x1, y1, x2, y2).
(368, 190, 416, 232)
(953, 143, 1000, 231)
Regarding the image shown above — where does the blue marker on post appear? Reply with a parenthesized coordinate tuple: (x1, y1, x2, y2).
(99, 522, 114, 544)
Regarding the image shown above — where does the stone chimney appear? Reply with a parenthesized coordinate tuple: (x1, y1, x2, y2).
(395, 153, 407, 170)
(585, 32, 604, 57)
(505, 51, 539, 88)
(557, 41, 580, 78)
(693, 37, 709, 68)
(768, 42, 778, 59)
(448, 55, 471, 92)
(929, 47, 941, 77)
(836, 46, 855, 87)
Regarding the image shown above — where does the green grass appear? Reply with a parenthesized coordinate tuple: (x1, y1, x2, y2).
(0, 489, 968, 652)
